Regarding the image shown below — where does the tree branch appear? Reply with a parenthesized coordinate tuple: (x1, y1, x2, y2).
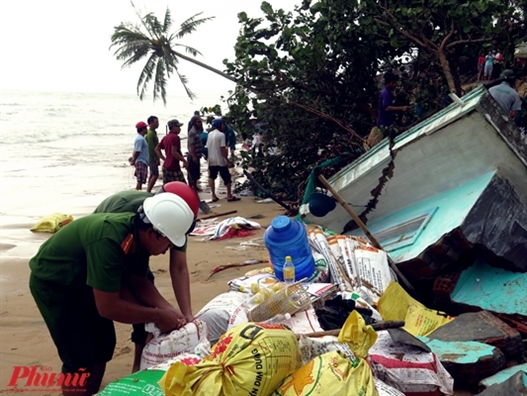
(439, 20, 455, 51)
(286, 100, 366, 145)
(446, 37, 493, 49)
(373, 18, 428, 48)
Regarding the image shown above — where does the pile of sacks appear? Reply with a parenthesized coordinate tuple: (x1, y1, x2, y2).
(98, 228, 459, 396)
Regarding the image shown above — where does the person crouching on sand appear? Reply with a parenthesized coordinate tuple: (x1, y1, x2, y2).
(29, 193, 194, 395)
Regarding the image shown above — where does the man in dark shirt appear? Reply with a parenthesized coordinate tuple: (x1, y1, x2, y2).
(377, 72, 410, 128)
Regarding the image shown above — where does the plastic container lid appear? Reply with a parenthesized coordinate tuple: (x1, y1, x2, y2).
(270, 216, 291, 232)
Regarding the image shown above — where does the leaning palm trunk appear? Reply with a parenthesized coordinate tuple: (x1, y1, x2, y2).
(169, 48, 234, 82)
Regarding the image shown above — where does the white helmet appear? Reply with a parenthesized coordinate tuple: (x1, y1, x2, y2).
(142, 194, 194, 247)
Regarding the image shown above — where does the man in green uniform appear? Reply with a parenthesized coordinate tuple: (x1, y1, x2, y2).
(144, 115, 160, 193)
(93, 182, 199, 372)
(29, 193, 194, 396)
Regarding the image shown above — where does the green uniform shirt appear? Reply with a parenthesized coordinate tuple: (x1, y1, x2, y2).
(144, 128, 159, 162)
(93, 190, 187, 252)
(29, 213, 149, 293)
(94, 190, 153, 214)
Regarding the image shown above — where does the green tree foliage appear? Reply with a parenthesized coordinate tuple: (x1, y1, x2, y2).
(223, 0, 400, 201)
(221, 0, 524, 203)
(364, 0, 519, 94)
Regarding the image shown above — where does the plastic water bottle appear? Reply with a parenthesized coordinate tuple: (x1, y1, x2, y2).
(263, 215, 315, 281)
(283, 256, 296, 284)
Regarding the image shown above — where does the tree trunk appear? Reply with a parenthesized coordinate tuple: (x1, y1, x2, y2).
(437, 49, 458, 95)
(170, 49, 236, 82)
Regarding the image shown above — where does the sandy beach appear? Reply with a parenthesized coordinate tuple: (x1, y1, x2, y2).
(0, 195, 284, 394)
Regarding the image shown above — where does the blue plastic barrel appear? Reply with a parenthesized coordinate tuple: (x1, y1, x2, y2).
(264, 215, 315, 282)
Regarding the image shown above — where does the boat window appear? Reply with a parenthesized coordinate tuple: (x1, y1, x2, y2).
(371, 208, 437, 252)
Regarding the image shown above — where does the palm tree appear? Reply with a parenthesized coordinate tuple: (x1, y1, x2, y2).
(110, 6, 234, 104)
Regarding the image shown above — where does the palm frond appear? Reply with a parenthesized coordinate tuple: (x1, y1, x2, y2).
(141, 12, 166, 39)
(175, 13, 215, 39)
(172, 43, 203, 58)
(137, 54, 158, 100)
(153, 59, 168, 104)
(163, 7, 172, 32)
(174, 68, 196, 100)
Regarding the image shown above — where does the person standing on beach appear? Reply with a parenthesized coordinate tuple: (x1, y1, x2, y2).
(187, 115, 204, 193)
(144, 115, 160, 192)
(187, 110, 201, 132)
(130, 121, 149, 190)
(222, 117, 237, 161)
(206, 118, 240, 202)
(29, 194, 195, 395)
(155, 119, 187, 184)
(93, 181, 199, 373)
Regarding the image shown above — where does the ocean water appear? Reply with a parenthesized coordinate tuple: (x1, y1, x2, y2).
(0, 89, 224, 259)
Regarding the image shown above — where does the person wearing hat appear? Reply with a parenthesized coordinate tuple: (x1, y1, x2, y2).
(489, 69, 522, 119)
(155, 119, 188, 185)
(376, 72, 410, 129)
(29, 194, 195, 395)
(131, 121, 149, 190)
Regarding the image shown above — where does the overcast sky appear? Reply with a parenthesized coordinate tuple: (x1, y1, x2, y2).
(0, 0, 299, 97)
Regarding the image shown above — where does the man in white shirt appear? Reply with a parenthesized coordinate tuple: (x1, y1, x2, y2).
(206, 118, 240, 202)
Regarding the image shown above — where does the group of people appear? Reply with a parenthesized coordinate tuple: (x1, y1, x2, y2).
(131, 114, 240, 202)
(478, 49, 505, 81)
(131, 116, 187, 192)
(370, 64, 524, 147)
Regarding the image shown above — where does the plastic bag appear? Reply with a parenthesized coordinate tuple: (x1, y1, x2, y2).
(30, 213, 74, 233)
(159, 322, 302, 396)
(378, 281, 454, 336)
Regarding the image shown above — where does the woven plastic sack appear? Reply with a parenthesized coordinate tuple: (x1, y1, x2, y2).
(30, 213, 74, 233)
(159, 322, 302, 396)
(273, 350, 378, 396)
(274, 311, 379, 396)
(140, 320, 209, 370)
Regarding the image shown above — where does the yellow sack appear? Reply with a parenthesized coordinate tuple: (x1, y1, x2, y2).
(378, 281, 454, 336)
(159, 322, 302, 396)
(275, 311, 379, 396)
(30, 213, 74, 233)
(274, 351, 378, 396)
